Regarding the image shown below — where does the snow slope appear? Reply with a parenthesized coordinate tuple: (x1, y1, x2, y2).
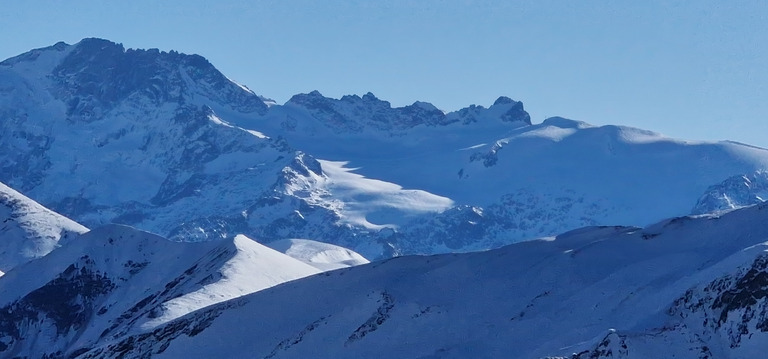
(0, 224, 320, 358)
(267, 238, 370, 271)
(0, 181, 87, 272)
(61, 203, 768, 358)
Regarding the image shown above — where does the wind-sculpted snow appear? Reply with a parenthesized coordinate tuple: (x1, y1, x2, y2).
(56, 203, 768, 358)
(0, 182, 87, 272)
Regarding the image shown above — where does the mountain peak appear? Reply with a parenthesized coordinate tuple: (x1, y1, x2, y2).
(486, 96, 531, 125)
(493, 96, 516, 106)
(48, 38, 269, 116)
(51, 41, 69, 51)
(74, 37, 125, 53)
(362, 91, 379, 101)
(411, 100, 440, 112)
(0, 40, 72, 68)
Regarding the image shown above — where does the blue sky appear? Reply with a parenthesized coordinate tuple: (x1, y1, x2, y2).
(2, 1, 767, 146)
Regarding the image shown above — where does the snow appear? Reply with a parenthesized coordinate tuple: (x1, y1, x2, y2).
(0, 224, 323, 356)
(275, 157, 453, 232)
(224, 76, 255, 95)
(267, 238, 370, 270)
(213, 87, 768, 255)
(70, 203, 768, 358)
(0, 182, 88, 272)
(514, 124, 577, 141)
(458, 143, 487, 150)
(316, 160, 453, 229)
(140, 234, 321, 329)
(207, 113, 268, 138)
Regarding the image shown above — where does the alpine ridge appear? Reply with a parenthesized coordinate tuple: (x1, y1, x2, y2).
(0, 182, 88, 272)
(3, 38, 768, 259)
(0, 224, 323, 358)
(4, 37, 768, 358)
(26, 202, 768, 358)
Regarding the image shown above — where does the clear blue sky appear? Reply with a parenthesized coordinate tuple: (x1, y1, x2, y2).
(2, 1, 767, 147)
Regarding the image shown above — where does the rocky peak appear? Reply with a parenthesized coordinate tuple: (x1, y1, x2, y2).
(289, 90, 331, 107)
(286, 92, 532, 133)
(493, 96, 516, 106)
(489, 96, 531, 124)
(445, 97, 531, 126)
(52, 38, 268, 117)
(0, 39, 305, 243)
(361, 91, 381, 102)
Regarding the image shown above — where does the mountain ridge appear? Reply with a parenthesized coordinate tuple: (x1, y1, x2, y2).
(0, 182, 88, 272)
(5, 38, 768, 358)
(0, 223, 323, 358)
(50, 202, 768, 358)
(3, 38, 768, 259)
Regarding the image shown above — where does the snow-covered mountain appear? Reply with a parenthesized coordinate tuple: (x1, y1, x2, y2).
(23, 202, 768, 358)
(0, 181, 87, 272)
(3, 38, 768, 259)
(692, 171, 768, 214)
(0, 38, 369, 250)
(7, 37, 768, 357)
(252, 110, 768, 256)
(0, 223, 321, 358)
(0, 39, 455, 258)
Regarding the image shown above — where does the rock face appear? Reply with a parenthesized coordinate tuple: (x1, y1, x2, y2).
(692, 171, 768, 214)
(50, 38, 268, 117)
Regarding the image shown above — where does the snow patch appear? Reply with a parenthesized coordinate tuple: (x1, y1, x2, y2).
(267, 238, 370, 270)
